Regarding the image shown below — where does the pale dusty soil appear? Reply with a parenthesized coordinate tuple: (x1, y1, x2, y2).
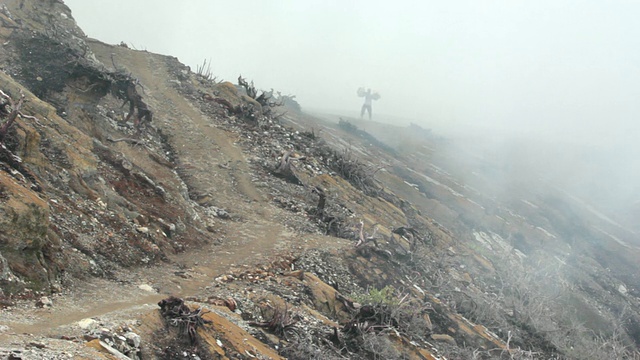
(0, 43, 352, 357)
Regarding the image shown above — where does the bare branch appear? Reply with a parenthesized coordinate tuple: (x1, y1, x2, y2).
(106, 136, 146, 146)
(356, 221, 365, 247)
(0, 90, 25, 143)
(273, 150, 305, 185)
(356, 221, 380, 248)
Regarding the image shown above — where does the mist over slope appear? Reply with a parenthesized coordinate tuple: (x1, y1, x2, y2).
(0, 1, 639, 359)
(64, 1, 640, 214)
(441, 132, 640, 239)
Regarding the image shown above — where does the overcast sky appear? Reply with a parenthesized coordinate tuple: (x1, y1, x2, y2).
(64, 1, 640, 146)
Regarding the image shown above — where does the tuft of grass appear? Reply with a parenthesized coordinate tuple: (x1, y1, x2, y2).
(195, 58, 217, 82)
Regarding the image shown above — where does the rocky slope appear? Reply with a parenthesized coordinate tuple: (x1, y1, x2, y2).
(0, 1, 639, 359)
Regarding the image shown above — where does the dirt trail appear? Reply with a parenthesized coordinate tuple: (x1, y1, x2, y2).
(2, 224, 339, 337)
(0, 45, 349, 339)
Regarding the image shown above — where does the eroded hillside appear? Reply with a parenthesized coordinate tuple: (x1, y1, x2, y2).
(0, 1, 639, 359)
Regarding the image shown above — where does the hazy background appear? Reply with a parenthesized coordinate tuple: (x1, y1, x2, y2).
(64, 0, 640, 226)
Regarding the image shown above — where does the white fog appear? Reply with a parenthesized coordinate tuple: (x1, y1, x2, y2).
(65, 0, 640, 231)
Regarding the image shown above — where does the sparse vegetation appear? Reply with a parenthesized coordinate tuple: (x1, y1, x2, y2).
(351, 285, 397, 306)
(237, 75, 284, 120)
(346, 286, 431, 341)
(195, 58, 217, 82)
(249, 303, 298, 340)
(326, 146, 382, 196)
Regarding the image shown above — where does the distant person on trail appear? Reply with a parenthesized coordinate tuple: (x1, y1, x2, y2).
(357, 87, 380, 120)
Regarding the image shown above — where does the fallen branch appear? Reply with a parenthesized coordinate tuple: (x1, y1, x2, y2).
(0, 90, 24, 143)
(106, 136, 145, 146)
(277, 151, 306, 170)
(336, 292, 359, 312)
(312, 186, 326, 217)
(392, 227, 420, 252)
(97, 341, 130, 360)
(0, 142, 22, 166)
(355, 221, 379, 247)
(272, 111, 287, 121)
(133, 170, 166, 198)
(273, 150, 305, 185)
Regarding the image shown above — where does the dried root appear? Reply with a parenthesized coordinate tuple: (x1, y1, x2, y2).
(158, 296, 212, 344)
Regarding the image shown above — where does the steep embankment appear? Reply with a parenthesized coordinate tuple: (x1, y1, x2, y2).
(0, 2, 467, 359)
(1, 1, 640, 359)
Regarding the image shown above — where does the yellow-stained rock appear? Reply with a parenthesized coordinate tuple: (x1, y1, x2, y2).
(84, 339, 123, 359)
(423, 313, 433, 331)
(213, 82, 241, 104)
(472, 253, 495, 273)
(199, 309, 283, 360)
(431, 333, 456, 345)
(388, 331, 441, 360)
(303, 272, 351, 321)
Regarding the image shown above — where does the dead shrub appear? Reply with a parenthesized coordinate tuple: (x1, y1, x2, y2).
(345, 286, 431, 342)
(249, 303, 299, 340)
(325, 146, 381, 196)
(157, 296, 211, 345)
(279, 331, 344, 360)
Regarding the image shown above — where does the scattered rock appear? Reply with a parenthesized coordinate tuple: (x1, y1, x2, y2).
(135, 226, 149, 234)
(215, 274, 234, 283)
(49, 283, 62, 293)
(174, 271, 191, 279)
(35, 296, 52, 308)
(138, 284, 156, 293)
(27, 342, 45, 349)
(77, 318, 98, 331)
(618, 284, 628, 295)
(210, 206, 230, 219)
(86, 339, 130, 360)
(124, 331, 141, 348)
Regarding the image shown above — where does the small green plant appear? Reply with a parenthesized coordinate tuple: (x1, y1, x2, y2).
(352, 286, 398, 306)
(344, 286, 431, 348)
